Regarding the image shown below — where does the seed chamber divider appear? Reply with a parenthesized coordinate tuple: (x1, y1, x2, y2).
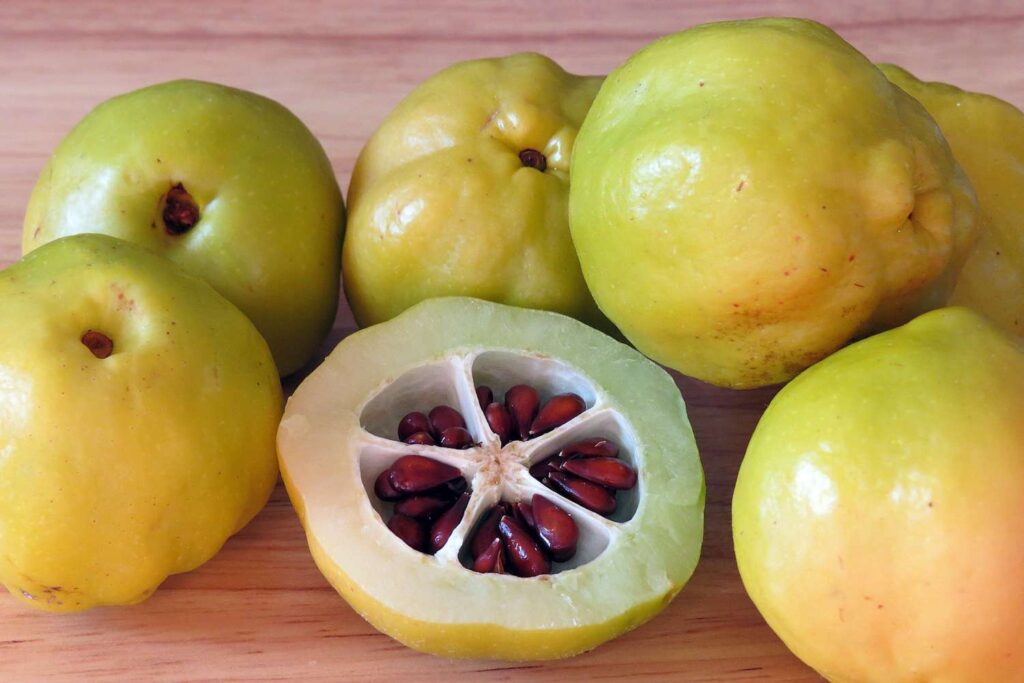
(354, 349, 641, 574)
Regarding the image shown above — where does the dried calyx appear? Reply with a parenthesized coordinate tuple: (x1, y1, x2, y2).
(518, 148, 547, 172)
(161, 183, 200, 235)
(81, 330, 113, 359)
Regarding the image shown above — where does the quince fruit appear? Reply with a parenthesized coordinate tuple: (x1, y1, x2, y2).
(881, 64, 1024, 338)
(734, 307, 1024, 681)
(344, 53, 607, 330)
(23, 80, 345, 376)
(0, 234, 281, 612)
(570, 18, 978, 388)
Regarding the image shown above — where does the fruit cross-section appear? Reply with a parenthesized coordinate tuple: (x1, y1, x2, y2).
(355, 350, 641, 574)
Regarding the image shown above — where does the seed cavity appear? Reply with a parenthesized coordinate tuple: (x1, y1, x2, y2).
(81, 330, 113, 359)
(397, 406, 475, 449)
(376, 455, 471, 556)
(532, 436, 638, 518)
(375, 377, 638, 574)
(161, 183, 200, 235)
(518, 148, 547, 172)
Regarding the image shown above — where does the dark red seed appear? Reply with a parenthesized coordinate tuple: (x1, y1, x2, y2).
(505, 385, 540, 441)
(388, 455, 462, 494)
(440, 477, 469, 498)
(512, 501, 536, 532)
(559, 437, 619, 459)
(417, 478, 467, 501)
(529, 455, 563, 480)
(470, 505, 506, 558)
(493, 545, 507, 574)
(529, 393, 586, 437)
(404, 431, 435, 446)
(475, 385, 493, 408)
(484, 402, 513, 444)
(472, 537, 504, 573)
(393, 495, 453, 520)
(374, 469, 403, 501)
(387, 514, 427, 552)
(548, 471, 617, 515)
(428, 492, 470, 554)
(532, 495, 578, 562)
(498, 515, 550, 577)
(398, 412, 431, 441)
(562, 457, 637, 490)
(428, 405, 466, 437)
(439, 426, 474, 449)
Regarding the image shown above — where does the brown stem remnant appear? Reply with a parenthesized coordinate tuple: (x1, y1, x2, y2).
(81, 330, 113, 359)
(162, 183, 200, 235)
(518, 148, 547, 173)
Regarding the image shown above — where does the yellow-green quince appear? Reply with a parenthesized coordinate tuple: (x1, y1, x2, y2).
(881, 64, 1024, 339)
(570, 19, 979, 388)
(734, 307, 1024, 682)
(0, 234, 282, 612)
(344, 53, 608, 330)
(23, 80, 345, 376)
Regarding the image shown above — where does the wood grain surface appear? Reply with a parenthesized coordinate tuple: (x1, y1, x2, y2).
(1, 1, 1021, 680)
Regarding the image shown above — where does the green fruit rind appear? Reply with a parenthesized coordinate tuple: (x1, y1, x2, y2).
(0, 234, 282, 612)
(278, 297, 704, 659)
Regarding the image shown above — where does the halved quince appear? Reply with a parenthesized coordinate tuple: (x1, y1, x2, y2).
(278, 298, 704, 659)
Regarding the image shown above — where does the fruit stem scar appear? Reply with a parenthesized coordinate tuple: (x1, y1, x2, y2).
(162, 183, 200, 235)
(518, 149, 547, 173)
(81, 330, 114, 359)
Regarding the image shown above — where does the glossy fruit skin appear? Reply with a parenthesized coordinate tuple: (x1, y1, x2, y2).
(344, 53, 608, 330)
(733, 307, 1024, 682)
(0, 234, 282, 612)
(570, 18, 978, 388)
(22, 79, 345, 376)
(881, 64, 1024, 340)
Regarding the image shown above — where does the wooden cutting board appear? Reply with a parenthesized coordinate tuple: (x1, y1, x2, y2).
(1, 2, 1021, 680)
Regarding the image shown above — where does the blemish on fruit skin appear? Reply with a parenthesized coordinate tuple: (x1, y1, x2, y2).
(736, 179, 745, 192)
(848, 254, 856, 262)
(481, 109, 499, 131)
(853, 283, 865, 288)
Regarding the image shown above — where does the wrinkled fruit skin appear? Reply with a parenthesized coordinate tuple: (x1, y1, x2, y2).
(344, 53, 609, 331)
(733, 307, 1024, 682)
(22, 79, 345, 376)
(570, 18, 978, 388)
(881, 64, 1024, 340)
(0, 234, 282, 612)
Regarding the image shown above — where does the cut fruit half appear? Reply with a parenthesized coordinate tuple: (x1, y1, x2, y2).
(278, 297, 704, 660)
